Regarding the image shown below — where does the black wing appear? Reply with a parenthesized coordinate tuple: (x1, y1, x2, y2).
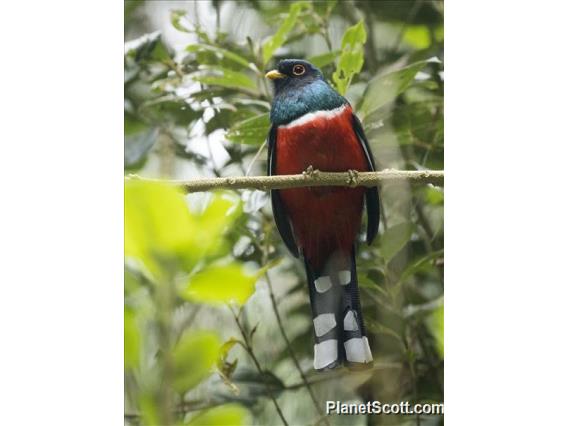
(352, 114, 380, 244)
(267, 125, 299, 257)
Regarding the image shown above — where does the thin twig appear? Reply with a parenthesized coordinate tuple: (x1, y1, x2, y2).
(392, 0, 424, 52)
(405, 330, 421, 426)
(265, 271, 329, 425)
(126, 169, 444, 193)
(229, 306, 290, 426)
(413, 200, 444, 285)
(245, 140, 267, 176)
(124, 362, 403, 420)
(205, 136, 221, 177)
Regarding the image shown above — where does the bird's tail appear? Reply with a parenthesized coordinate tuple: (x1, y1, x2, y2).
(304, 248, 373, 371)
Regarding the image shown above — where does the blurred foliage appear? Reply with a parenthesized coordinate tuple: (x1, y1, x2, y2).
(186, 404, 251, 426)
(125, 1, 443, 425)
(180, 262, 261, 305)
(172, 331, 223, 394)
(332, 20, 367, 95)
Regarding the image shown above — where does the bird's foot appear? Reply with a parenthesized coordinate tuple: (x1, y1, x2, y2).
(347, 169, 360, 187)
(303, 165, 319, 179)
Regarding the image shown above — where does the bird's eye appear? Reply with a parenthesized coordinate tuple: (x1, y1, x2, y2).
(292, 64, 306, 76)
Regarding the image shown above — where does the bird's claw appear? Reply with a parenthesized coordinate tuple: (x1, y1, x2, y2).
(303, 165, 319, 178)
(347, 169, 359, 187)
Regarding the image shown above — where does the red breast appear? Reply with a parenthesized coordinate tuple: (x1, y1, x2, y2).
(275, 105, 369, 271)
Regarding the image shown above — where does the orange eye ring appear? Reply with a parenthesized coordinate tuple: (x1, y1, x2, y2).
(292, 64, 306, 76)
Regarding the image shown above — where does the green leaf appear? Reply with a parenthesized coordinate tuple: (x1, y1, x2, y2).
(308, 50, 340, 68)
(187, 404, 250, 426)
(365, 319, 405, 351)
(230, 368, 286, 397)
(125, 181, 241, 278)
(125, 180, 195, 277)
(217, 338, 239, 381)
(124, 266, 140, 295)
(125, 31, 171, 63)
(192, 67, 257, 91)
(398, 249, 444, 287)
(434, 25, 444, 42)
(314, 0, 337, 16)
(139, 95, 200, 125)
(205, 107, 257, 135)
(171, 9, 192, 33)
(403, 25, 431, 49)
(359, 60, 430, 119)
(124, 120, 158, 170)
(426, 302, 444, 357)
(388, 99, 443, 147)
(191, 192, 243, 258)
(425, 187, 444, 205)
(172, 331, 222, 394)
(332, 21, 367, 95)
(186, 45, 253, 70)
(124, 307, 140, 369)
(181, 262, 259, 305)
(226, 113, 270, 146)
(403, 296, 443, 319)
(139, 393, 160, 426)
(380, 222, 413, 262)
(262, 1, 310, 65)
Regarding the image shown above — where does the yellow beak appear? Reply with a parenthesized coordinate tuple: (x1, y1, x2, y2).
(265, 70, 285, 80)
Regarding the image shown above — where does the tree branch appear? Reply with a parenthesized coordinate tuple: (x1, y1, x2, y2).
(126, 169, 444, 193)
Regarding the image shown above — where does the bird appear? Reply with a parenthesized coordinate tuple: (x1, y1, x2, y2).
(265, 59, 380, 370)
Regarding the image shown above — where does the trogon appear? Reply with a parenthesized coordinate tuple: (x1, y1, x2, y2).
(265, 59, 380, 370)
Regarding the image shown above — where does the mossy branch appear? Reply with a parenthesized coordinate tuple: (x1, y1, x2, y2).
(127, 169, 444, 193)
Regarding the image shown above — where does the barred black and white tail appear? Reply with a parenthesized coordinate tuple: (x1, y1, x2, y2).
(304, 248, 373, 370)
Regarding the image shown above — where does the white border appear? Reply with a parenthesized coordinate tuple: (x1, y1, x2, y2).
(0, 1, 123, 424)
(1, 1, 568, 424)
(446, 1, 568, 424)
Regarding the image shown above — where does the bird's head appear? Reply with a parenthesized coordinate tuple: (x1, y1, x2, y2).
(265, 59, 324, 94)
(265, 59, 346, 125)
